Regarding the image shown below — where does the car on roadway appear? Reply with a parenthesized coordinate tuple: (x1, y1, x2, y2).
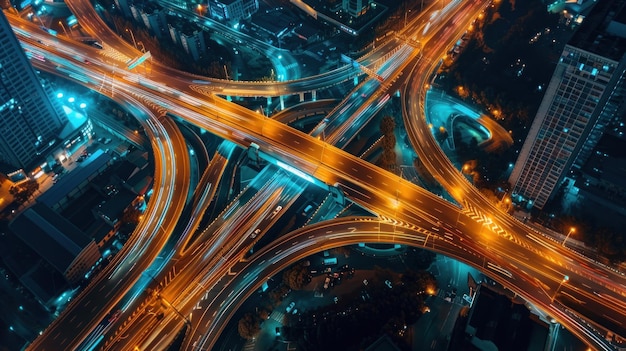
(251, 228, 261, 238)
(271, 205, 283, 218)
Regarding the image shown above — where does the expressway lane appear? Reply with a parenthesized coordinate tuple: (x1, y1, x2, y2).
(175, 141, 238, 255)
(109, 169, 309, 350)
(180, 216, 504, 351)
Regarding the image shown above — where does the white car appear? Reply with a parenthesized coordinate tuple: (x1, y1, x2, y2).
(251, 228, 261, 238)
(271, 205, 283, 218)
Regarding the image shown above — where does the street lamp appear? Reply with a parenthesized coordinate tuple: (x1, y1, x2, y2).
(562, 227, 576, 246)
(58, 21, 69, 37)
(136, 41, 146, 53)
(125, 28, 138, 50)
(223, 64, 230, 80)
(551, 275, 569, 302)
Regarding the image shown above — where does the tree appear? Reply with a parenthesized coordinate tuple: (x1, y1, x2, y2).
(9, 180, 38, 205)
(22, 179, 40, 196)
(237, 312, 260, 340)
(379, 116, 398, 172)
(282, 263, 309, 290)
(380, 115, 396, 135)
(258, 308, 270, 321)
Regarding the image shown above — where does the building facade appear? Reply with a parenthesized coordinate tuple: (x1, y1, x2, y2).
(0, 10, 67, 174)
(509, 1, 626, 210)
(207, 0, 258, 22)
(342, 0, 371, 17)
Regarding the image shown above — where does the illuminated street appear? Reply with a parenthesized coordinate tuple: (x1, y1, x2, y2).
(1, 0, 625, 351)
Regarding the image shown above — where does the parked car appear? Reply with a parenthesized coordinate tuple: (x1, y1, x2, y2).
(286, 302, 295, 313)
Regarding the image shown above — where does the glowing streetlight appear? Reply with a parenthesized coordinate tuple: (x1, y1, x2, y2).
(58, 21, 69, 37)
(562, 227, 576, 246)
(125, 28, 138, 50)
(551, 275, 569, 302)
(137, 41, 146, 53)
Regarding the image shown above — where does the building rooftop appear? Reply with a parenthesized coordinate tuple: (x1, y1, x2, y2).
(209, 0, 239, 5)
(9, 203, 93, 277)
(93, 188, 137, 226)
(126, 166, 153, 195)
(464, 284, 549, 351)
(364, 335, 401, 351)
(569, 0, 626, 60)
(19, 262, 68, 306)
(37, 149, 111, 208)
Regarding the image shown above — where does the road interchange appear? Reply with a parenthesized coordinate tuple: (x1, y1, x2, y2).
(8, 1, 626, 350)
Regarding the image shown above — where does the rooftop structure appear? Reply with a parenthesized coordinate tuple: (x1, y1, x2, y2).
(9, 203, 101, 284)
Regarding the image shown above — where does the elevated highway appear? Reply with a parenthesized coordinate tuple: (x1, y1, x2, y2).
(11, 1, 626, 350)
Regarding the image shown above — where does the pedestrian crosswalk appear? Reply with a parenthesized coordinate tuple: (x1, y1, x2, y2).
(270, 310, 286, 323)
(242, 340, 256, 351)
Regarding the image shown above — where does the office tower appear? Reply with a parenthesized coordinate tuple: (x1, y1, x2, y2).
(343, 0, 371, 17)
(207, 0, 259, 22)
(0, 10, 67, 173)
(509, 0, 626, 210)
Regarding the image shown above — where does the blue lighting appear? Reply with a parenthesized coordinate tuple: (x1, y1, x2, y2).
(276, 161, 315, 183)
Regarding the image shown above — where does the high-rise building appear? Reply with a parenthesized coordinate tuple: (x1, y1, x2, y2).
(0, 10, 67, 174)
(509, 0, 626, 210)
(343, 0, 371, 17)
(207, 0, 258, 22)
